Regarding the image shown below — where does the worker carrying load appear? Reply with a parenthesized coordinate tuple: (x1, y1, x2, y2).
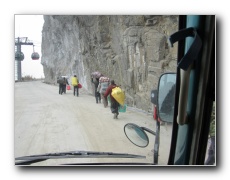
(97, 76, 110, 107)
(104, 80, 125, 119)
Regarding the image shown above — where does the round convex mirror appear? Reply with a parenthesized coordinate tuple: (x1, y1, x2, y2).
(124, 123, 149, 148)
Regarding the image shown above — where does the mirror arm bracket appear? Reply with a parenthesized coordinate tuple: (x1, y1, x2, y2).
(141, 127, 156, 136)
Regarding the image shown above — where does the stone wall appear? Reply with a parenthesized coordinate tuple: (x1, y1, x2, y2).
(41, 15, 178, 112)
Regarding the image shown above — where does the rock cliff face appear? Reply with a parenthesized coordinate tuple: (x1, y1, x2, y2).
(41, 15, 178, 112)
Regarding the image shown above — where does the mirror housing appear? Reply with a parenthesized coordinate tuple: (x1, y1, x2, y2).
(151, 89, 158, 104)
(124, 123, 149, 148)
(157, 73, 176, 123)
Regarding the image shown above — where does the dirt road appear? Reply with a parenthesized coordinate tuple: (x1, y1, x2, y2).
(14, 81, 172, 165)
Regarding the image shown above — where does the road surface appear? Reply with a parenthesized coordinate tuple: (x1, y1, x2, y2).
(14, 81, 172, 165)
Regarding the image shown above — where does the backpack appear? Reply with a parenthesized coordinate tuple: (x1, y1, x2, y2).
(57, 77, 64, 84)
(99, 76, 110, 83)
(111, 86, 125, 106)
(92, 77, 99, 84)
(100, 82, 109, 93)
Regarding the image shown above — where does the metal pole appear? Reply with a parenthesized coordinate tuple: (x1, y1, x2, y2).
(153, 120, 160, 164)
(16, 37, 22, 81)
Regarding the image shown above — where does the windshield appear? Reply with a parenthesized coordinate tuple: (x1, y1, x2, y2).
(14, 15, 178, 166)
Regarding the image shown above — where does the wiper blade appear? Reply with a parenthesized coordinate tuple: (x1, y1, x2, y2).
(15, 150, 146, 165)
(16, 150, 146, 160)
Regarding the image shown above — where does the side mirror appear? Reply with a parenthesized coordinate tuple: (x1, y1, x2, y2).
(157, 73, 176, 123)
(124, 123, 149, 148)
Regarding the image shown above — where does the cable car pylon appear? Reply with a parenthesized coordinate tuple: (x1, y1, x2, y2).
(15, 37, 40, 81)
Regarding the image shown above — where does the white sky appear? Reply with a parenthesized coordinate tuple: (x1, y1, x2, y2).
(15, 15, 44, 78)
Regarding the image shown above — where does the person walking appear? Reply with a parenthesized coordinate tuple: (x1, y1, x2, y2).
(62, 77, 69, 94)
(104, 80, 120, 119)
(91, 76, 101, 103)
(71, 75, 79, 96)
(57, 76, 63, 95)
(97, 76, 110, 107)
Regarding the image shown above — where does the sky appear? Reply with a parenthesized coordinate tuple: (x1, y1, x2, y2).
(0, 0, 229, 179)
(15, 15, 44, 78)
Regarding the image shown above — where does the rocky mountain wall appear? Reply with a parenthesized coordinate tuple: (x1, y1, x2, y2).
(41, 15, 178, 112)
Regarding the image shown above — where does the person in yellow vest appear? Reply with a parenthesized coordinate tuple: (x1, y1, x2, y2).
(71, 75, 79, 96)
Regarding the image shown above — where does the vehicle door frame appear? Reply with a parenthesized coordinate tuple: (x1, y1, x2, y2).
(168, 15, 216, 165)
